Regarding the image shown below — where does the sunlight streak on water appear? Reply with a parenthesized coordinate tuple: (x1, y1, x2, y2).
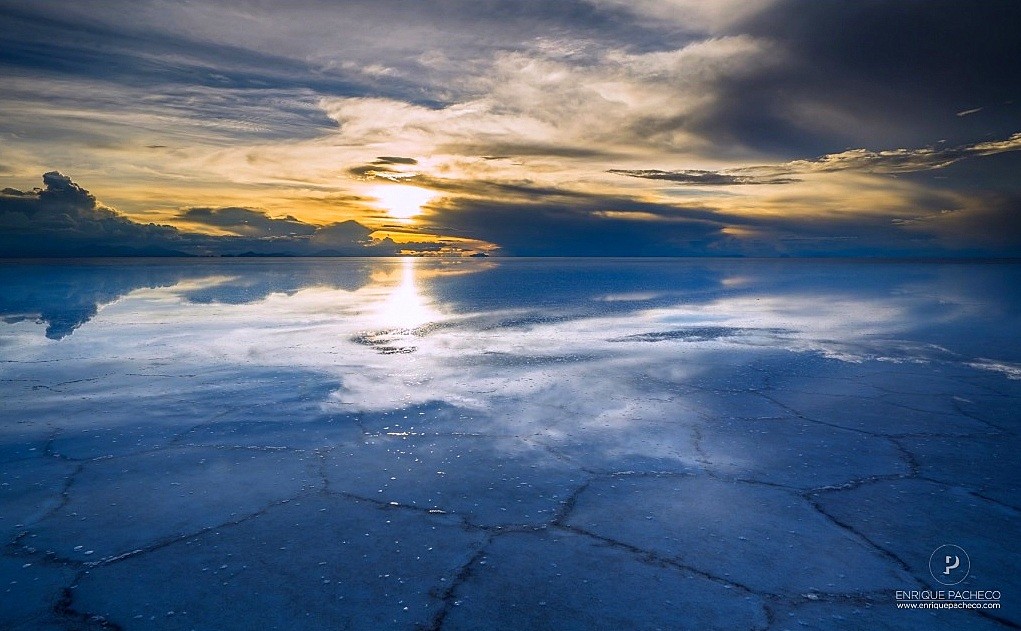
(375, 258, 441, 330)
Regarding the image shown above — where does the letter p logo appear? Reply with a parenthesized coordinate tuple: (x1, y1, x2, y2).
(944, 555, 960, 575)
(930, 545, 970, 585)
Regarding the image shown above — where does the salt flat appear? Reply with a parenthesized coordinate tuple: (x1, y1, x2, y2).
(1, 258, 1018, 630)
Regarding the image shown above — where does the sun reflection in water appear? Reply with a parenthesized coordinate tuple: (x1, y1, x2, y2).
(376, 257, 440, 330)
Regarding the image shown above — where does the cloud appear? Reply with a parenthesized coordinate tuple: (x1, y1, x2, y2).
(0, 171, 191, 256)
(721, 1, 1021, 152)
(785, 133, 1021, 174)
(18, 0, 1015, 167)
(348, 156, 423, 181)
(316, 35, 780, 161)
(309, 221, 375, 250)
(611, 132, 1021, 185)
(181, 207, 317, 237)
(373, 156, 418, 165)
(412, 166, 1021, 257)
(607, 169, 798, 185)
(4, 1, 1018, 167)
(421, 196, 736, 257)
(897, 194, 1021, 255)
(0, 172, 420, 257)
(1, 2, 1020, 258)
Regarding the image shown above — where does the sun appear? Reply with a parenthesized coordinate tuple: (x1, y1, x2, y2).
(370, 185, 437, 221)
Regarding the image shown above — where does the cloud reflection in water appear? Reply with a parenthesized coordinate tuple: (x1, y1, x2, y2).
(3, 259, 1019, 413)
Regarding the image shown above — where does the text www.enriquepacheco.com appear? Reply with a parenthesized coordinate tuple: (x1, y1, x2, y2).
(896, 602, 1001, 609)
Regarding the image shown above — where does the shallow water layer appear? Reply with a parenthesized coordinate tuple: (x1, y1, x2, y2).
(1, 258, 1019, 630)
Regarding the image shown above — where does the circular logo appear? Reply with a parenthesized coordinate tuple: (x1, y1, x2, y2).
(929, 544, 970, 585)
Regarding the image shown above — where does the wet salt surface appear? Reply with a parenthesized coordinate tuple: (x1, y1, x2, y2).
(1, 258, 1019, 630)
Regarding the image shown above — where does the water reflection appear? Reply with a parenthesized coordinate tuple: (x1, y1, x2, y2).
(0, 259, 376, 339)
(2, 259, 1019, 408)
(375, 258, 441, 331)
(2, 259, 1020, 365)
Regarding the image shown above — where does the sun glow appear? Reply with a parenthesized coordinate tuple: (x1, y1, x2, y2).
(370, 185, 437, 221)
(376, 258, 441, 330)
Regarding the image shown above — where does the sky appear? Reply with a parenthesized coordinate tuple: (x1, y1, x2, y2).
(0, 0, 1019, 257)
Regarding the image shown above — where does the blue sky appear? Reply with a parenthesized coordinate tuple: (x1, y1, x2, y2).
(1, 0, 1019, 256)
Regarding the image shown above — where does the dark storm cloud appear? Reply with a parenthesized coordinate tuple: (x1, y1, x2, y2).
(431, 198, 919, 257)
(0, 173, 395, 257)
(0, 172, 192, 256)
(900, 194, 1021, 255)
(705, 0, 1021, 154)
(421, 193, 743, 257)
(424, 182, 1021, 258)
